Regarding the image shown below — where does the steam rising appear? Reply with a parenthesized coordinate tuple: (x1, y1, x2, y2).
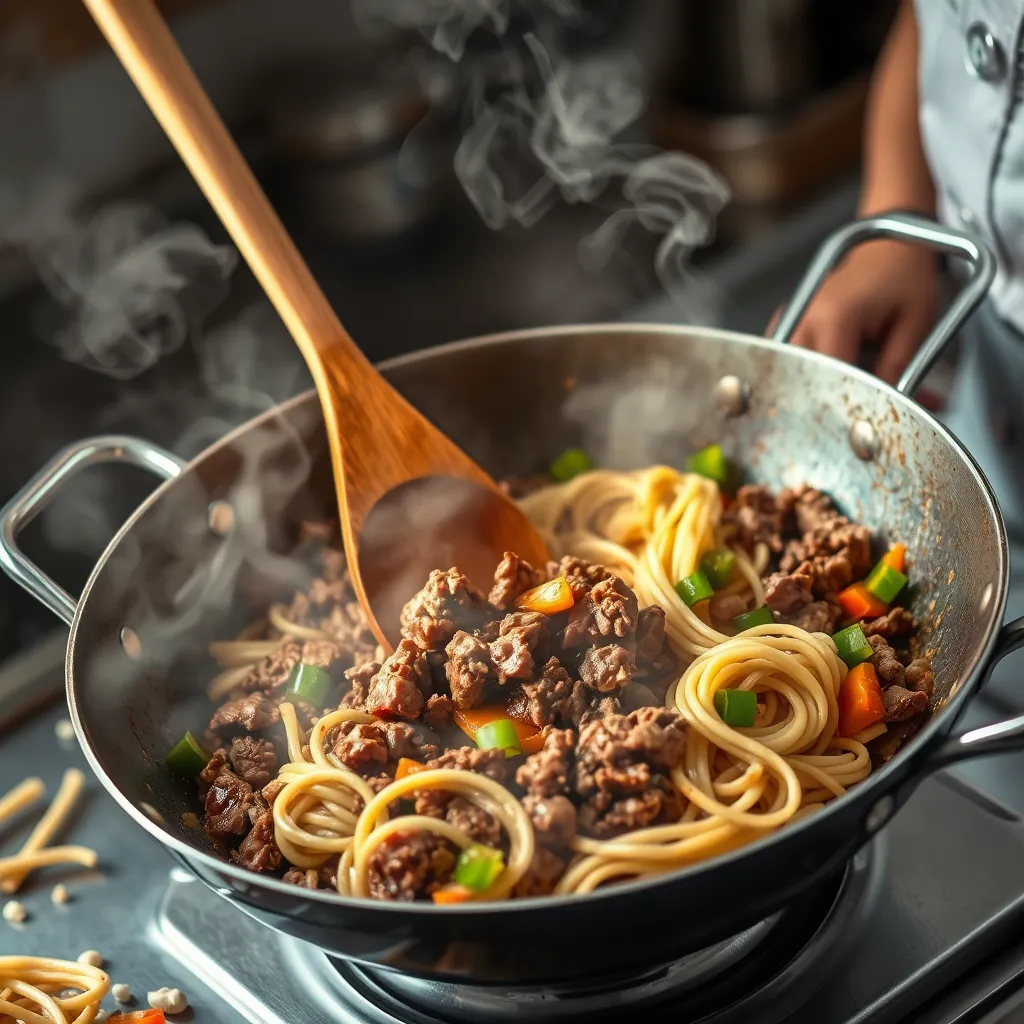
(363, 0, 730, 314)
(0, 176, 236, 379)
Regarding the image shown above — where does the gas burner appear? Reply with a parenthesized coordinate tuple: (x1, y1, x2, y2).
(157, 842, 878, 1024)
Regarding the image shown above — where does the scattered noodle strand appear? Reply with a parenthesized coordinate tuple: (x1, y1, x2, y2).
(0, 955, 108, 1024)
(3, 769, 86, 894)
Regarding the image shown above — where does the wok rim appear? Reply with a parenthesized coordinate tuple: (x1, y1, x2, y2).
(63, 321, 1010, 916)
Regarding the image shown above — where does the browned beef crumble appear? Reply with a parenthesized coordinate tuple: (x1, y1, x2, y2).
(365, 640, 430, 720)
(204, 768, 254, 841)
(724, 482, 933, 756)
(366, 829, 458, 901)
(228, 736, 277, 789)
(234, 811, 281, 873)
(199, 502, 934, 897)
(209, 693, 280, 735)
(489, 551, 545, 609)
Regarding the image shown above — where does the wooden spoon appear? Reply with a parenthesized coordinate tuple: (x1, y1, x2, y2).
(82, 0, 549, 649)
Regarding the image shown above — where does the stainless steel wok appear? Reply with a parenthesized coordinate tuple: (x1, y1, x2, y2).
(3, 213, 1023, 985)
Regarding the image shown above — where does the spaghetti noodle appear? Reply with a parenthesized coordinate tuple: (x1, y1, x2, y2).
(191, 463, 927, 901)
(0, 955, 109, 1024)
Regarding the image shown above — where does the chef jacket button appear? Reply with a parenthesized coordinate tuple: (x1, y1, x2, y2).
(966, 22, 1006, 82)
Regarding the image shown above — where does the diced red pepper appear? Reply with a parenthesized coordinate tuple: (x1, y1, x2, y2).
(838, 663, 886, 737)
(432, 884, 474, 904)
(453, 706, 545, 755)
(395, 757, 428, 780)
(837, 582, 888, 621)
(514, 576, 574, 614)
(882, 544, 907, 573)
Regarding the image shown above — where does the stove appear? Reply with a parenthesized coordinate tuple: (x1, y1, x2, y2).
(6, 632, 1024, 1023)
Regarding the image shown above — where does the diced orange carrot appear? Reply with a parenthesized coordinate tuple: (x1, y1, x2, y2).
(837, 582, 888, 621)
(453, 706, 545, 755)
(882, 544, 907, 573)
(514, 576, 574, 614)
(395, 757, 428, 780)
(110, 1012, 166, 1022)
(691, 598, 711, 626)
(838, 662, 886, 738)
(432, 884, 474, 904)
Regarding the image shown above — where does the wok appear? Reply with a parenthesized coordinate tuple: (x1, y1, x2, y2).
(3, 212, 1023, 985)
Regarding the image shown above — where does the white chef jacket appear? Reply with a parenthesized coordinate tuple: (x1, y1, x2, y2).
(916, 0, 1024, 331)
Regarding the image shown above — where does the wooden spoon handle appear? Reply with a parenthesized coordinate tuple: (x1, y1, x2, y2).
(82, 0, 371, 395)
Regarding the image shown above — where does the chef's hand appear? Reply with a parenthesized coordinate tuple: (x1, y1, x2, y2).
(774, 240, 939, 385)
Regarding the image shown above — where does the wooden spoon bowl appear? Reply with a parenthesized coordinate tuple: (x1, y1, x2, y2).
(82, 0, 549, 648)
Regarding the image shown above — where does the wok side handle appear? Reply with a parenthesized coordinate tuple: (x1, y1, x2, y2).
(928, 614, 1024, 768)
(0, 436, 186, 625)
(771, 212, 996, 397)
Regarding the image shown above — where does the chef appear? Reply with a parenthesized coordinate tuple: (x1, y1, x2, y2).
(789, 0, 1024, 537)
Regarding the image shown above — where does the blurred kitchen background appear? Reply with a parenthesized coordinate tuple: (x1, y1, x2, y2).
(0, 0, 901, 658)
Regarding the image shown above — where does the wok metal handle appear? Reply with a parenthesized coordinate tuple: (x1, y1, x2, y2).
(928, 615, 1024, 768)
(771, 211, 996, 397)
(0, 436, 186, 626)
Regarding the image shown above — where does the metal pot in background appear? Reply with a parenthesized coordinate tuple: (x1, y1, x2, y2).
(263, 52, 457, 244)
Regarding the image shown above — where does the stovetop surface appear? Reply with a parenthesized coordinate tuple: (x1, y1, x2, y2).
(5, 633, 1024, 1024)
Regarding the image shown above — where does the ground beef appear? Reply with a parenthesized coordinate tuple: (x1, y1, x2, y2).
(513, 846, 568, 897)
(522, 793, 576, 849)
(240, 640, 302, 693)
(381, 721, 440, 763)
(517, 729, 574, 797)
(490, 614, 547, 684)
(578, 788, 667, 838)
(763, 571, 813, 615)
(582, 695, 623, 725)
(787, 485, 838, 534)
(233, 810, 281, 873)
(366, 830, 457, 900)
(884, 685, 929, 721)
(300, 639, 344, 670)
(563, 576, 639, 647)
(517, 658, 576, 728)
(489, 551, 544, 609)
(442, 795, 503, 847)
(197, 748, 228, 800)
(423, 694, 454, 731)
(333, 721, 389, 771)
(785, 600, 841, 634)
(365, 640, 429, 720)
(282, 867, 316, 889)
(575, 708, 687, 801)
(423, 745, 508, 783)
(228, 736, 277, 789)
(340, 662, 377, 710)
(868, 635, 905, 689)
(723, 484, 787, 553)
(445, 631, 493, 709)
(905, 659, 935, 698)
(634, 606, 666, 667)
(204, 768, 254, 841)
(261, 778, 286, 807)
(209, 693, 280, 735)
(708, 593, 749, 621)
(409, 748, 508, 829)
(550, 555, 613, 600)
(400, 568, 489, 650)
(863, 608, 915, 638)
(578, 644, 634, 692)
